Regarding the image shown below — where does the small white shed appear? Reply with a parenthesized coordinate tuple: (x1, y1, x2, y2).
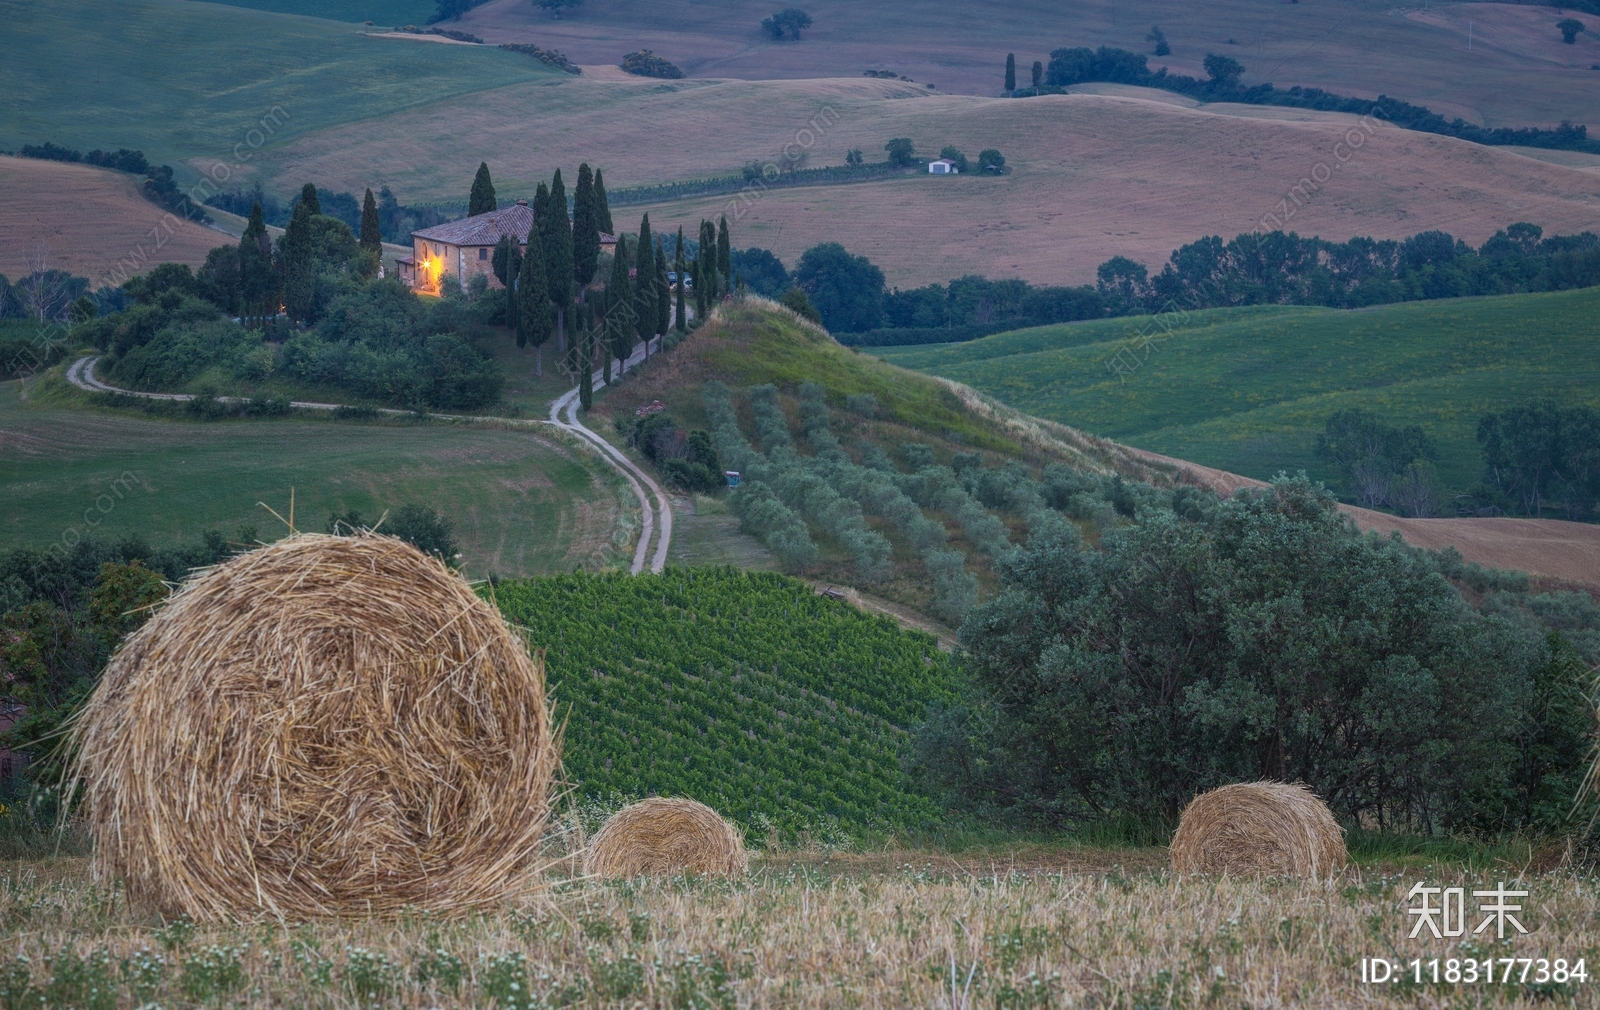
(928, 159, 959, 175)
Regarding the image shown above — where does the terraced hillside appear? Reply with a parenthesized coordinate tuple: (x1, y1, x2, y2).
(493, 567, 956, 840)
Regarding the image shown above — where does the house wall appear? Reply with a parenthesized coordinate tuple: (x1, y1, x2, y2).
(410, 239, 518, 293)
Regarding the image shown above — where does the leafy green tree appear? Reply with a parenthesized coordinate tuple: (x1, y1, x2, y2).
(1094, 255, 1149, 315)
(761, 7, 812, 39)
(884, 138, 916, 168)
(1479, 401, 1600, 519)
(1146, 25, 1169, 56)
(197, 244, 242, 316)
(977, 149, 1005, 172)
(359, 188, 382, 255)
(845, 148, 863, 165)
(1558, 17, 1585, 42)
(282, 199, 315, 323)
(517, 220, 552, 373)
(794, 242, 885, 332)
(385, 503, 459, 562)
(537, 0, 584, 15)
(591, 168, 613, 234)
(780, 286, 820, 323)
(543, 169, 575, 350)
(1005, 53, 1016, 92)
(572, 163, 599, 287)
(238, 202, 278, 326)
(1204, 53, 1244, 87)
(673, 227, 687, 333)
(633, 215, 656, 355)
(938, 146, 969, 172)
(468, 161, 496, 216)
(916, 476, 1586, 833)
(1316, 408, 1437, 508)
(299, 182, 322, 216)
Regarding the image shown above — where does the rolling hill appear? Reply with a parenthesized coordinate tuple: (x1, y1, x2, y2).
(0, 156, 227, 286)
(873, 286, 1600, 496)
(456, 0, 1600, 127)
(255, 79, 1600, 288)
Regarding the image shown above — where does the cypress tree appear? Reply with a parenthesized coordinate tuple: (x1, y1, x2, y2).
(544, 169, 575, 352)
(633, 215, 655, 358)
(578, 309, 593, 410)
(572, 163, 599, 288)
(283, 199, 315, 323)
(591, 169, 613, 234)
(300, 182, 322, 216)
(699, 220, 719, 302)
(238, 202, 275, 326)
(606, 239, 632, 375)
(517, 221, 552, 375)
(491, 234, 521, 288)
(717, 215, 731, 287)
(654, 237, 670, 338)
(1005, 53, 1016, 92)
(1031, 60, 1043, 92)
(673, 227, 687, 333)
(469, 161, 497, 216)
(359, 188, 382, 254)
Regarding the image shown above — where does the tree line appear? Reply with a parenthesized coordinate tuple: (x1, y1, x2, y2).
(1017, 46, 1599, 154)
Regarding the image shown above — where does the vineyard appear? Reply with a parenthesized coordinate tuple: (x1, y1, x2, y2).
(491, 568, 958, 841)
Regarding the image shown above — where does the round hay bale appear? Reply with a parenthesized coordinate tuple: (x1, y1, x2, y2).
(1169, 781, 1347, 880)
(583, 798, 748, 878)
(69, 533, 556, 920)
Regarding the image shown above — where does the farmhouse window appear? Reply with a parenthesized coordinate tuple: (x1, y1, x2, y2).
(479, 248, 487, 260)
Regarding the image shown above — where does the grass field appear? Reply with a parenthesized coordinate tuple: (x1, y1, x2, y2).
(457, 0, 1600, 126)
(198, 0, 436, 25)
(0, 157, 228, 286)
(0, 0, 556, 186)
(0, 375, 635, 575)
(0, 847, 1593, 1008)
(874, 287, 1600, 495)
(254, 79, 1600, 287)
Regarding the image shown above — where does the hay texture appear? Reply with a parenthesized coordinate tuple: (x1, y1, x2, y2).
(70, 533, 555, 920)
(1169, 781, 1347, 880)
(583, 798, 748, 878)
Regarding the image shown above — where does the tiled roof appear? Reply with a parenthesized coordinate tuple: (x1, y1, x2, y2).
(412, 203, 536, 246)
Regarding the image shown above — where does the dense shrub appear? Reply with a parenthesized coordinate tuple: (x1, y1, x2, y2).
(915, 476, 1596, 836)
(619, 50, 683, 79)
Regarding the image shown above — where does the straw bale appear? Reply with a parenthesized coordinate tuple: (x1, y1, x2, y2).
(1169, 781, 1346, 880)
(584, 798, 748, 878)
(69, 533, 556, 920)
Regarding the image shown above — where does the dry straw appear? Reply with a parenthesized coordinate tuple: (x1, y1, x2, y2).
(1169, 781, 1347, 880)
(69, 533, 556, 920)
(584, 798, 748, 878)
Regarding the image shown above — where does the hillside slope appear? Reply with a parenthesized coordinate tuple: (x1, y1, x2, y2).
(0, 157, 226, 286)
(875, 287, 1600, 494)
(458, 0, 1598, 126)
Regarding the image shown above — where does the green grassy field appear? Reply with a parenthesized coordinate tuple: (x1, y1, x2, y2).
(0, 0, 554, 184)
(874, 287, 1600, 493)
(197, 0, 436, 25)
(0, 376, 633, 575)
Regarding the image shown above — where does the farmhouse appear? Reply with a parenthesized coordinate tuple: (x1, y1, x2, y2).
(928, 159, 959, 175)
(398, 200, 534, 295)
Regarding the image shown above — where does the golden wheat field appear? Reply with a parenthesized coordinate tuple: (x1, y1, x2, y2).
(0, 157, 226, 286)
(2, 840, 1598, 1008)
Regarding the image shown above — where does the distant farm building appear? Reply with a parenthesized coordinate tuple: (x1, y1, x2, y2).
(928, 159, 960, 175)
(398, 200, 534, 295)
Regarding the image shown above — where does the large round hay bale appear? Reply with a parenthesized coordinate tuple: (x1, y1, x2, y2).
(583, 798, 748, 878)
(1169, 781, 1347, 879)
(69, 533, 556, 920)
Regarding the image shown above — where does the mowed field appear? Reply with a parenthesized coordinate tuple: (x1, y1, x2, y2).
(0, 157, 227, 286)
(0, 0, 557, 179)
(456, 0, 1600, 126)
(0, 379, 634, 576)
(875, 287, 1600, 494)
(258, 80, 1600, 288)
